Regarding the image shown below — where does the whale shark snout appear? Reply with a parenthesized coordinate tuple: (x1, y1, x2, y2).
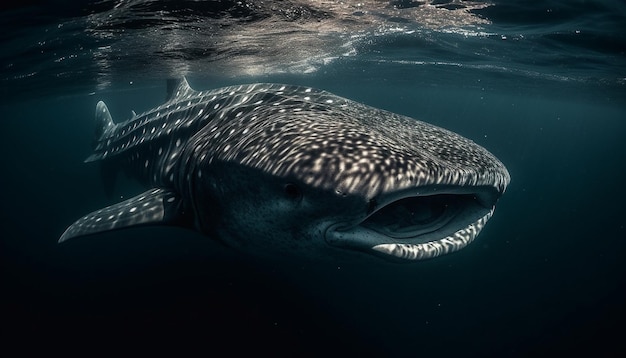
(60, 79, 510, 262)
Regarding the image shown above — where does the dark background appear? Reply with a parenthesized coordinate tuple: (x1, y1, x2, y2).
(1, 80, 624, 357)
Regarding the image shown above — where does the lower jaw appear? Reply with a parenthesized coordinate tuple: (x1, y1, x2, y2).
(327, 208, 494, 262)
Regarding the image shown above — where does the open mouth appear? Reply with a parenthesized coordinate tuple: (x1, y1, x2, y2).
(325, 186, 498, 261)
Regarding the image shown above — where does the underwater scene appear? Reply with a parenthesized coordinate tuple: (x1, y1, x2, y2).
(1, 1, 625, 356)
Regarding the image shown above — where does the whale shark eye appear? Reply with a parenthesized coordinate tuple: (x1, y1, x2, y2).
(283, 183, 302, 200)
(367, 198, 378, 214)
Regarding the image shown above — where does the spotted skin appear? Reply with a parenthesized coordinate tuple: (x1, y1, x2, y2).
(59, 189, 184, 242)
(60, 78, 510, 262)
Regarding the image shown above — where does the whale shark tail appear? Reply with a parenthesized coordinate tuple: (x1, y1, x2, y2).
(85, 101, 119, 198)
(85, 101, 116, 163)
(93, 101, 115, 146)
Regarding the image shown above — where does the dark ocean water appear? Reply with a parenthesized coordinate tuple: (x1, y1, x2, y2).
(1, 1, 625, 357)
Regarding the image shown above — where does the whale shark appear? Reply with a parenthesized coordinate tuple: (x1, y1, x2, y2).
(60, 78, 510, 262)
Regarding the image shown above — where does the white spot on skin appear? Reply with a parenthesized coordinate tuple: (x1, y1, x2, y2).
(130, 207, 137, 213)
(144, 160, 149, 168)
(176, 139, 181, 147)
(167, 197, 176, 203)
(158, 148, 163, 155)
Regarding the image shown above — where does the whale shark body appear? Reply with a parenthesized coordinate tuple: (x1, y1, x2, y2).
(60, 79, 510, 262)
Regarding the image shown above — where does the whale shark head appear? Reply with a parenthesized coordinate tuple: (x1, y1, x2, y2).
(171, 83, 510, 261)
(60, 80, 509, 262)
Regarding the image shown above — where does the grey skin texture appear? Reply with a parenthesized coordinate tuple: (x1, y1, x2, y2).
(60, 79, 510, 262)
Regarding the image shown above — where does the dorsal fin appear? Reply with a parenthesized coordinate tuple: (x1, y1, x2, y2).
(166, 77, 194, 102)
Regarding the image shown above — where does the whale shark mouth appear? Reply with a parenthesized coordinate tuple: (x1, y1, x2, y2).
(325, 186, 498, 261)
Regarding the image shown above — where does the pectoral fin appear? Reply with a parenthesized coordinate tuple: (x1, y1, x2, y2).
(59, 188, 187, 243)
